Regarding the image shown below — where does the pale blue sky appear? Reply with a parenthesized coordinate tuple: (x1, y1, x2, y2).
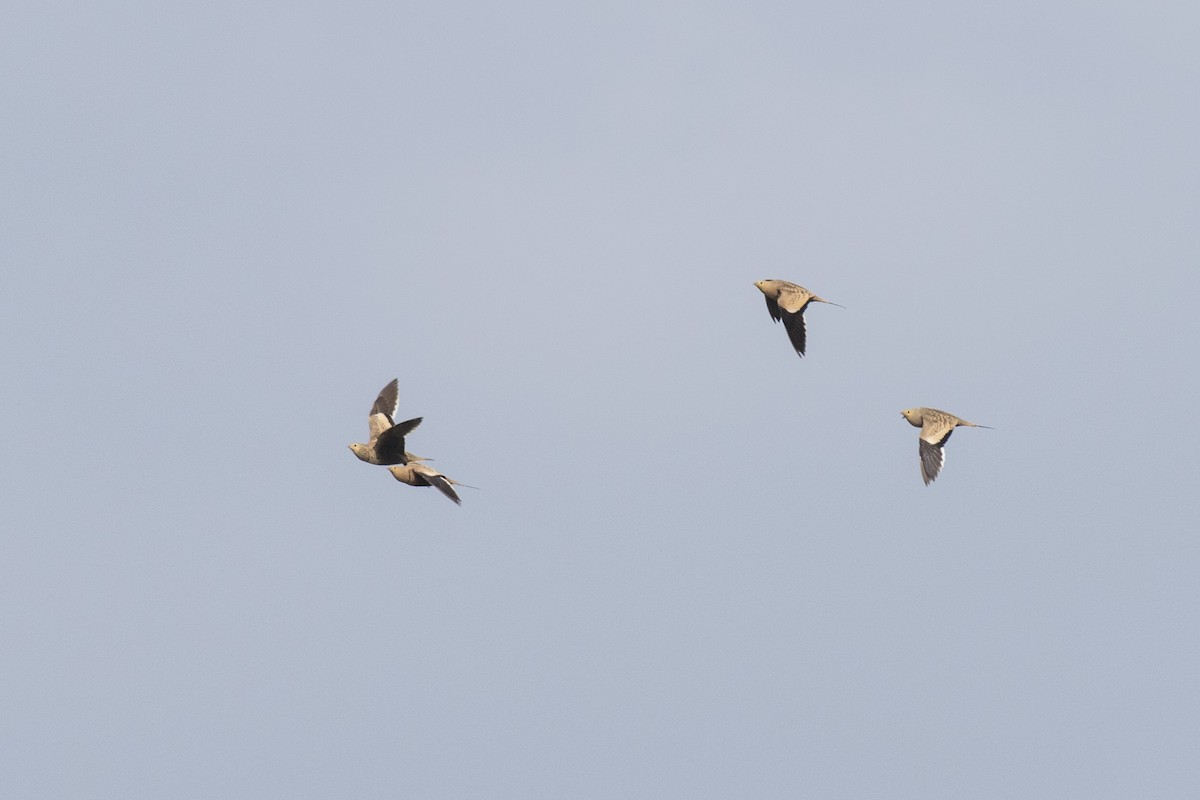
(3, 1, 1198, 797)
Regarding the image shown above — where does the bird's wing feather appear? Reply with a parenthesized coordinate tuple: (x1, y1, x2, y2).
(774, 285, 811, 314)
(373, 417, 423, 464)
(367, 410, 391, 441)
(918, 437, 947, 485)
(373, 379, 399, 420)
(920, 413, 956, 445)
(425, 473, 462, 505)
(780, 310, 808, 356)
(367, 379, 400, 437)
(763, 294, 782, 322)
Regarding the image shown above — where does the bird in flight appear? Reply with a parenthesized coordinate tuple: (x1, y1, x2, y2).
(754, 279, 843, 357)
(900, 407, 992, 485)
(348, 378, 423, 466)
(388, 462, 475, 505)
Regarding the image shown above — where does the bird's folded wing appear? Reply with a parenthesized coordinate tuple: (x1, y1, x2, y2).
(774, 287, 809, 314)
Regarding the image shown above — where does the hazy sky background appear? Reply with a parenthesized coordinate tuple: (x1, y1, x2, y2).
(3, 1, 1198, 797)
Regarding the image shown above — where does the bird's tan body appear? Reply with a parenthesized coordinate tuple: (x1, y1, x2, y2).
(754, 280, 830, 313)
(349, 445, 427, 465)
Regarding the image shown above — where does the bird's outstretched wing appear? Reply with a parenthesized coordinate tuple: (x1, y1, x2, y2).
(763, 295, 782, 322)
(367, 379, 400, 439)
(780, 310, 808, 356)
(426, 473, 463, 505)
(918, 429, 953, 485)
(373, 416, 423, 464)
